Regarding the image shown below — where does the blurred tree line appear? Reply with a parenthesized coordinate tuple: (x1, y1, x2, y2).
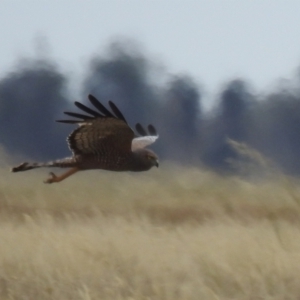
(1, 40, 300, 175)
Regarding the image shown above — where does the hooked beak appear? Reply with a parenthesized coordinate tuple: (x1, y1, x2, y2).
(155, 160, 159, 168)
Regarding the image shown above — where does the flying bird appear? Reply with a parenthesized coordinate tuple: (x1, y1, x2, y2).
(11, 94, 159, 183)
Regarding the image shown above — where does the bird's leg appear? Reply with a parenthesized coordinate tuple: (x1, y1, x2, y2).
(44, 167, 79, 184)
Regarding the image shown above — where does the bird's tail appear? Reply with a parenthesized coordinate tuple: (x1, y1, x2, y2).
(11, 158, 76, 173)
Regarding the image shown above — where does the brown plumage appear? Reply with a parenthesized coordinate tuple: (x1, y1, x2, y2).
(11, 94, 159, 183)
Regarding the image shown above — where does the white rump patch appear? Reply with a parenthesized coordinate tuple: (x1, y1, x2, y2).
(131, 135, 159, 150)
(78, 121, 93, 127)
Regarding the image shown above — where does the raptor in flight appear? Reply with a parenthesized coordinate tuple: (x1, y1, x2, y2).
(12, 94, 159, 183)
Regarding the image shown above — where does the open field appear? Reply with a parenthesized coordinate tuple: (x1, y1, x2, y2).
(1, 160, 300, 299)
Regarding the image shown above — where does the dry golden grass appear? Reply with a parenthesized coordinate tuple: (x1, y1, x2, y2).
(1, 157, 300, 299)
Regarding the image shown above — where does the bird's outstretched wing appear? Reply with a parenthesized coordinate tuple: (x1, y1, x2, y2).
(57, 95, 134, 155)
(132, 124, 159, 150)
(57, 94, 159, 156)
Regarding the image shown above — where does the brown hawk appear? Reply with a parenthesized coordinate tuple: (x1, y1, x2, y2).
(11, 94, 159, 183)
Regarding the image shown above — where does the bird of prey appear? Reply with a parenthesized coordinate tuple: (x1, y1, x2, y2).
(11, 94, 159, 183)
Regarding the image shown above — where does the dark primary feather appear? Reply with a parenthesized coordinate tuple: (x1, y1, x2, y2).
(75, 101, 103, 117)
(63, 112, 94, 120)
(56, 96, 126, 124)
(135, 123, 148, 136)
(88, 94, 115, 118)
(56, 120, 80, 124)
(148, 124, 157, 136)
(109, 101, 127, 123)
(135, 123, 157, 137)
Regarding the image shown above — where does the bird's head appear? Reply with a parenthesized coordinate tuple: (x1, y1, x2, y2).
(131, 148, 159, 171)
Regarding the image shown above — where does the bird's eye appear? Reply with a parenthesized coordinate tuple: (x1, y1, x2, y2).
(146, 155, 152, 160)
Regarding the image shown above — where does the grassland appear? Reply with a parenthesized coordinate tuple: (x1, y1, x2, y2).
(1, 157, 300, 299)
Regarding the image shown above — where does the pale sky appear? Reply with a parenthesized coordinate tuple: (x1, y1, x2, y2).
(1, 1, 300, 108)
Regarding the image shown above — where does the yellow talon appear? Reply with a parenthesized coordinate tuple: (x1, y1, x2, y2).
(43, 168, 79, 184)
(44, 172, 57, 184)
